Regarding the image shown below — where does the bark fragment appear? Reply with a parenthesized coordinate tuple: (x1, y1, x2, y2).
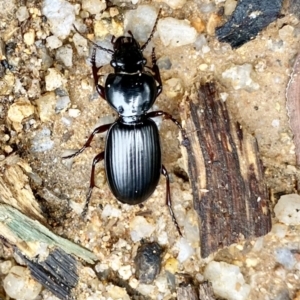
(181, 81, 271, 258)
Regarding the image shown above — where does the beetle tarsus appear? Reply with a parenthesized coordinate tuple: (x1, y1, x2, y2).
(162, 165, 182, 236)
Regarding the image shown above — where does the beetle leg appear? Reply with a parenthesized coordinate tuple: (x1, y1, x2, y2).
(151, 48, 162, 97)
(146, 110, 189, 143)
(162, 165, 182, 236)
(82, 151, 105, 217)
(91, 48, 106, 99)
(63, 123, 112, 159)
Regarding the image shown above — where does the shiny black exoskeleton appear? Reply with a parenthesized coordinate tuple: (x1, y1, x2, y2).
(65, 9, 187, 235)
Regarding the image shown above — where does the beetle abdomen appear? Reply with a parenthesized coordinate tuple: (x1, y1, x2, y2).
(105, 119, 161, 205)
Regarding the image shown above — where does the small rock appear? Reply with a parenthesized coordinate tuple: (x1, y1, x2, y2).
(16, 6, 30, 22)
(164, 257, 178, 273)
(278, 25, 294, 40)
(157, 0, 186, 9)
(3, 266, 42, 300)
(118, 265, 132, 280)
(45, 68, 66, 91)
(204, 261, 251, 300)
(271, 223, 288, 238)
(7, 100, 35, 132)
(56, 44, 73, 67)
(36, 92, 56, 122)
(31, 127, 54, 152)
(165, 78, 184, 98)
(175, 238, 194, 263)
(0, 261, 12, 275)
(46, 35, 63, 50)
(55, 95, 70, 113)
(275, 248, 297, 270)
(157, 56, 172, 70)
(101, 204, 121, 219)
(42, 0, 75, 39)
(274, 194, 300, 225)
(157, 18, 197, 47)
(0, 73, 15, 96)
(82, 0, 106, 15)
(222, 64, 260, 91)
(106, 284, 130, 300)
(109, 7, 119, 17)
(73, 32, 88, 57)
(130, 216, 155, 242)
(224, 0, 238, 15)
(23, 29, 35, 46)
(207, 13, 222, 36)
(68, 108, 81, 118)
(124, 5, 158, 43)
(191, 17, 206, 33)
(27, 79, 41, 98)
(134, 241, 163, 284)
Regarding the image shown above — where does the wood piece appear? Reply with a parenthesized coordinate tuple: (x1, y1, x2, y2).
(176, 273, 199, 300)
(181, 81, 271, 258)
(0, 154, 44, 222)
(199, 281, 215, 300)
(286, 53, 300, 165)
(0, 204, 97, 299)
(0, 204, 97, 263)
(15, 248, 78, 300)
(216, 0, 283, 48)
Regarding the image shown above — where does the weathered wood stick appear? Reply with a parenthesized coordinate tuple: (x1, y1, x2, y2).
(181, 81, 271, 258)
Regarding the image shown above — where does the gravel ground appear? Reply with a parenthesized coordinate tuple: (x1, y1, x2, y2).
(1, 0, 300, 299)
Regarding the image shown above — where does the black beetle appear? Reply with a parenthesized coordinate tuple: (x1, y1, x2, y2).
(64, 9, 187, 235)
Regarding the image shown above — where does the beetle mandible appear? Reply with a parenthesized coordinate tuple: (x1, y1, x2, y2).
(64, 9, 187, 236)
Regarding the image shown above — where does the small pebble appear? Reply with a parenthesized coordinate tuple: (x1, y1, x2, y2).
(68, 108, 81, 118)
(130, 216, 155, 242)
(204, 261, 250, 300)
(3, 266, 42, 300)
(157, 18, 197, 47)
(0, 260, 12, 275)
(45, 68, 66, 91)
(157, 56, 172, 70)
(175, 237, 194, 263)
(42, 0, 75, 39)
(55, 95, 70, 113)
(82, 0, 106, 15)
(124, 5, 158, 42)
(274, 194, 300, 225)
(159, 0, 186, 9)
(16, 6, 30, 22)
(101, 204, 122, 219)
(134, 241, 163, 284)
(46, 35, 63, 50)
(222, 64, 260, 91)
(206, 13, 221, 36)
(36, 92, 57, 122)
(73, 33, 88, 57)
(31, 127, 54, 152)
(275, 248, 297, 270)
(164, 78, 184, 98)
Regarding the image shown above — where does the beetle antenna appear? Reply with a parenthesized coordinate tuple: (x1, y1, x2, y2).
(73, 25, 114, 54)
(141, 8, 162, 51)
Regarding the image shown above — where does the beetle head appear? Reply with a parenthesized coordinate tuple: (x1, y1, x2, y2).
(111, 36, 147, 73)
